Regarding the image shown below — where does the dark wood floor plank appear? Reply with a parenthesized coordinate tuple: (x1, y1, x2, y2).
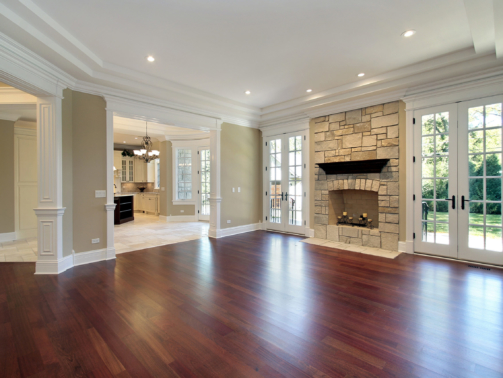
(0, 231, 502, 377)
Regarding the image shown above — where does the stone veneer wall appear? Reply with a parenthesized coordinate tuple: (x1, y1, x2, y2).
(313, 101, 400, 251)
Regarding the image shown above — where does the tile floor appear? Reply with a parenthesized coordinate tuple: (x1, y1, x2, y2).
(0, 237, 38, 262)
(300, 237, 402, 259)
(0, 214, 209, 262)
(114, 213, 209, 254)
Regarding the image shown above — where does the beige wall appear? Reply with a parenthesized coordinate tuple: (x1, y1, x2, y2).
(0, 119, 15, 234)
(220, 123, 262, 229)
(62, 89, 73, 256)
(159, 140, 196, 216)
(71, 90, 107, 253)
(309, 100, 407, 241)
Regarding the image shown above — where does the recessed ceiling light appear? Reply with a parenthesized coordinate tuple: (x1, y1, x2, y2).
(402, 30, 416, 38)
(146, 55, 155, 62)
(306, 89, 312, 93)
(123, 141, 126, 143)
(245, 90, 251, 95)
(357, 73, 365, 77)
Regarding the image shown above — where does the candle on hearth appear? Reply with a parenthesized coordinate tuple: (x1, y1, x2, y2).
(338, 216, 342, 219)
(348, 217, 353, 220)
(368, 219, 372, 222)
(363, 213, 368, 218)
(359, 217, 362, 221)
(343, 212, 347, 216)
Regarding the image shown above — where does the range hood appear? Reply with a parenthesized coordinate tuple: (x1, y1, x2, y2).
(317, 159, 390, 175)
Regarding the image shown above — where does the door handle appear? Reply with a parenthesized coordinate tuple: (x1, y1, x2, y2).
(444, 195, 456, 209)
(281, 192, 284, 201)
(461, 195, 470, 210)
(285, 192, 288, 201)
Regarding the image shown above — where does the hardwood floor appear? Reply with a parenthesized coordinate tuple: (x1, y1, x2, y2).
(1, 231, 503, 377)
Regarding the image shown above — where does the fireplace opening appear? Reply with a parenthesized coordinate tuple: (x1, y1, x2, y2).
(328, 190, 379, 228)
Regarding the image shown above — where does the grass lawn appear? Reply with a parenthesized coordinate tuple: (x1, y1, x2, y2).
(429, 212, 502, 238)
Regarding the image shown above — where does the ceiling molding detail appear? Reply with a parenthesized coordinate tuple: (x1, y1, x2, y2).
(0, 2, 502, 132)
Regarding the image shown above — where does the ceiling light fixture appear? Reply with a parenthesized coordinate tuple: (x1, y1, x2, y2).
(146, 55, 155, 62)
(133, 122, 159, 162)
(402, 30, 416, 38)
(357, 73, 365, 77)
(123, 141, 126, 143)
(306, 89, 312, 93)
(245, 90, 251, 95)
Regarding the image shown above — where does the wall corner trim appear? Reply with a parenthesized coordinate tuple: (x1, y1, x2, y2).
(210, 223, 261, 238)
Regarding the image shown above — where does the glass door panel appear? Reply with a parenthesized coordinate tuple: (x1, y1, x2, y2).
(414, 105, 458, 258)
(200, 149, 210, 220)
(269, 139, 282, 228)
(459, 97, 503, 265)
(287, 136, 303, 229)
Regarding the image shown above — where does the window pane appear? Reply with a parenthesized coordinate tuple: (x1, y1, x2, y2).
(469, 130, 484, 153)
(422, 114, 434, 135)
(469, 154, 483, 176)
(486, 103, 502, 127)
(468, 106, 484, 129)
(486, 154, 502, 176)
(486, 178, 501, 201)
(469, 179, 483, 200)
(435, 112, 449, 133)
(486, 129, 502, 153)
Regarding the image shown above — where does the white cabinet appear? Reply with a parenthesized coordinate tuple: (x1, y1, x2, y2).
(134, 160, 155, 183)
(120, 157, 135, 182)
(134, 193, 159, 215)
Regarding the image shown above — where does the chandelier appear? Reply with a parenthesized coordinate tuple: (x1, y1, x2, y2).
(134, 122, 159, 163)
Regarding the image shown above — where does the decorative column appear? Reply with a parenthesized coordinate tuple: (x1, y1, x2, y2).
(34, 95, 67, 274)
(208, 124, 222, 238)
(105, 109, 116, 259)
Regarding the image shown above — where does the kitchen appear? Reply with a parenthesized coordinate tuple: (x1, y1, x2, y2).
(113, 132, 161, 225)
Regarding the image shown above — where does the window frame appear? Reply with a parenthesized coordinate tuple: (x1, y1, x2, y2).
(171, 140, 210, 206)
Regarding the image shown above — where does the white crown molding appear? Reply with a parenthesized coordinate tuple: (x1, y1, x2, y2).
(260, 116, 310, 137)
(403, 67, 503, 110)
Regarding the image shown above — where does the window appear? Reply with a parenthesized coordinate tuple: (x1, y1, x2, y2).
(200, 149, 210, 215)
(154, 160, 160, 189)
(176, 148, 192, 200)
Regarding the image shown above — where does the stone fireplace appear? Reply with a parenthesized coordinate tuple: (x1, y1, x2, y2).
(313, 102, 400, 251)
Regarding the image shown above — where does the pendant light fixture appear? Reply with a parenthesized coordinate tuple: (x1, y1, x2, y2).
(134, 121, 159, 162)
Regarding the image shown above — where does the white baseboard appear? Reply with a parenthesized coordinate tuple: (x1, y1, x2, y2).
(399, 240, 414, 254)
(73, 247, 116, 267)
(35, 254, 73, 275)
(0, 232, 16, 242)
(306, 228, 315, 238)
(159, 215, 198, 222)
(210, 223, 261, 238)
(35, 247, 116, 274)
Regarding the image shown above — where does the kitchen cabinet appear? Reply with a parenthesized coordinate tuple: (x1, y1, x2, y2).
(120, 157, 135, 182)
(134, 160, 155, 183)
(114, 195, 134, 224)
(134, 193, 159, 215)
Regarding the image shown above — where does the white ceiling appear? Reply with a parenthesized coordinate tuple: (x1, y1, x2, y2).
(0, 0, 501, 119)
(113, 116, 206, 143)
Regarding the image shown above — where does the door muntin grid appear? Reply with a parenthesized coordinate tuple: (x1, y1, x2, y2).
(122, 160, 126, 181)
(288, 136, 303, 226)
(269, 139, 282, 223)
(421, 112, 450, 245)
(200, 149, 210, 216)
(128, 160, 134, 182)
(467, 103, 502, 252)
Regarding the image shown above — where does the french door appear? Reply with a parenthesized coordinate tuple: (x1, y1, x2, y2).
(265, 131, 307, 234)
(414, 96, 503, 265)
(199, 148, 210, 221)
